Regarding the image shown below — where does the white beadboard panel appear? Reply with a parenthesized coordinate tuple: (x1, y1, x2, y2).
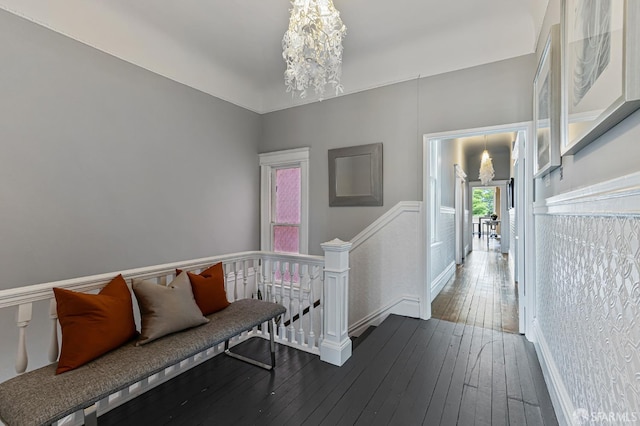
(349, 203, 422, 330)
(431, 209, 455, 282)
(350, 202, 422, 249)
(535, 213, 640, 420)
(508, 209, 516, 281)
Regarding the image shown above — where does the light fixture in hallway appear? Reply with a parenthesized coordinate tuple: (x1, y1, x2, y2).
(478, 135, 495, 185)
(282, 0, 347, 98)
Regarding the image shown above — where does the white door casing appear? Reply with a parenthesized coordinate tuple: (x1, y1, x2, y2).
(423, 122, 533, 335)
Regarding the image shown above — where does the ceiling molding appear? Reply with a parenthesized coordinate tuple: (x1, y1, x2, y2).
(1, 0, 547, 114)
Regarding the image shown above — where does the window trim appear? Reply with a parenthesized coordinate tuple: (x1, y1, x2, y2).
(259, 148, 310, 254)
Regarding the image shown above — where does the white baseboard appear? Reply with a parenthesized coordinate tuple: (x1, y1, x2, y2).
(431, 261, 455, 302)
(533, 320, 574, 426)
(349, 296, 421, 336)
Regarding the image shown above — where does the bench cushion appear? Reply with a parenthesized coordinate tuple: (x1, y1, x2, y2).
(0, 298, 285, 426)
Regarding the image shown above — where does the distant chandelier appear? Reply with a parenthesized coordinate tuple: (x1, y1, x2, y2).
(282, 0, 346, 98)
(478, 136, 495, 186)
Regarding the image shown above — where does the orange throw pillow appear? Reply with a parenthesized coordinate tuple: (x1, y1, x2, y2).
(185, 263, 230, 315)
(175, 262, 218, 278)
(53, 274, 137, 374)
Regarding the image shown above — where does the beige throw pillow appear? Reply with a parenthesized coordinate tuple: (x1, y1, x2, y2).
(132, 272, 209, 346)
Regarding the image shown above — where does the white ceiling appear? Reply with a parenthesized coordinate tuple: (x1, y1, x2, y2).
(0, 0, 548, 114)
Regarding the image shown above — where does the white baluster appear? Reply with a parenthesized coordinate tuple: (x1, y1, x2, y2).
(264, 259, 278, 337)
(279, 261, 286, 339)
(233, 261, 239, 302)
(256, 258, 266, 336)
(222, 262, 230, 297)
(159, 275, 167, 286)
(15, 303, 33, 374)
(48, 299, 59, 363)
(255, 258, 261, 298)
(271, 260, 277, 303)
(288, 262, 297, 344)
(318, 265, 325, 347)
(243, 260, 248, 300)
(297, 263, 306, 346)
(308, 266, 317, 350)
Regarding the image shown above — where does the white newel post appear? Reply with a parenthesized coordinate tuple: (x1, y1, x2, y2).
(320, 238, 352, 366)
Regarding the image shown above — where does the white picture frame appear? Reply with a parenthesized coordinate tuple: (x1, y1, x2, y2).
(534, 25, 562, 178)
(561, 0, 640, 155)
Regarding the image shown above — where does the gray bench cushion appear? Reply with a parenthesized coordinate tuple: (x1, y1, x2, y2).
(0, 299, 285, 426)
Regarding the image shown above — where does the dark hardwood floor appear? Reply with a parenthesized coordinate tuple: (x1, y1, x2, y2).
(432, 236, 519, 334)
(101, 316, 557, 425)
(101, 234, 556, 425)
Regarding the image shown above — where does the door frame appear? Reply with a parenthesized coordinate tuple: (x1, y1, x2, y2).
(454, 164, 467, 265)
(422, 122, 534, 336)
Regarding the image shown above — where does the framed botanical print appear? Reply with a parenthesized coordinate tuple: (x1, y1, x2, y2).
(534, 25, 562, 178)
(562, 0, 640, 155)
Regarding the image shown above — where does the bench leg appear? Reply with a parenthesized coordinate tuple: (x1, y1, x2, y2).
(224, 320, 276, 371)
(83, 403, 98, 426)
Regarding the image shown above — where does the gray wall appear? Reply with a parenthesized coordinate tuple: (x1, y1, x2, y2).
(440, 139, 460, 208)
(262, 55, 535, 254)
(536, 108, 640, 200)
(532, 0, 640, 200)
(0, 10, 261, 289)
(261, 81, 420, 254)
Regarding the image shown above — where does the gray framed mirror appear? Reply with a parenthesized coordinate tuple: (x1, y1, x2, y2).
(328, 143, 383, 206)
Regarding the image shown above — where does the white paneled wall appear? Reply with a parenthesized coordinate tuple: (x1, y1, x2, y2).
(508, 209, 517, 281)
(431, 207, 456, 299)
(348, 202, 423, 335)
(533, 172, 640, 424)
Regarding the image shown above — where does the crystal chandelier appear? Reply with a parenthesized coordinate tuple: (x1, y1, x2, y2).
(282, 0, 346, 98)
(478, 136, 495, 186)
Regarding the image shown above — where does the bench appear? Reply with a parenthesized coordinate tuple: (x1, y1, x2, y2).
(0, 298, 285, 426)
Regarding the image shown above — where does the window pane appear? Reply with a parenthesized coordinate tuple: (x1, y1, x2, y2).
(273, 225, 299, 254)
(275, 168, 301, 224)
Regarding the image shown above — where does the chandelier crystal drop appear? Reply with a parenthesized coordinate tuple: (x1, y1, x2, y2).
(282, 0, 346, 98)
(479, 150, 495, 186)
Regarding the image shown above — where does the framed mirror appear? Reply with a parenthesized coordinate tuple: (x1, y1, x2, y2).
(328, 143, 383, 206)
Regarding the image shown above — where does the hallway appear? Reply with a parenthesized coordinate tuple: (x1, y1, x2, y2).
(432, 236, 519, 334)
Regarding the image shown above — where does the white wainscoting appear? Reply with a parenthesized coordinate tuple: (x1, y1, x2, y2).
(508, 209, 516, 282)
(348, 202, 423, 336)
(430, 207, 455, 300)
(533, 171, 640, 426)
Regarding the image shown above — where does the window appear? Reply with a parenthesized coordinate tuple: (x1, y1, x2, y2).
(259, 148, 309, 254)
(272, 167, 301, 253)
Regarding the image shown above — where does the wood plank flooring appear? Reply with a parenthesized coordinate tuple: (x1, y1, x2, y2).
(431, 237, 519, 334)
(100, 316, 557, 425)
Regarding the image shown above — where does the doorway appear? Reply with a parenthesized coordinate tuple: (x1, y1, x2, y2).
(422, 122, 533, 335)
(470, 182, 510, 253)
